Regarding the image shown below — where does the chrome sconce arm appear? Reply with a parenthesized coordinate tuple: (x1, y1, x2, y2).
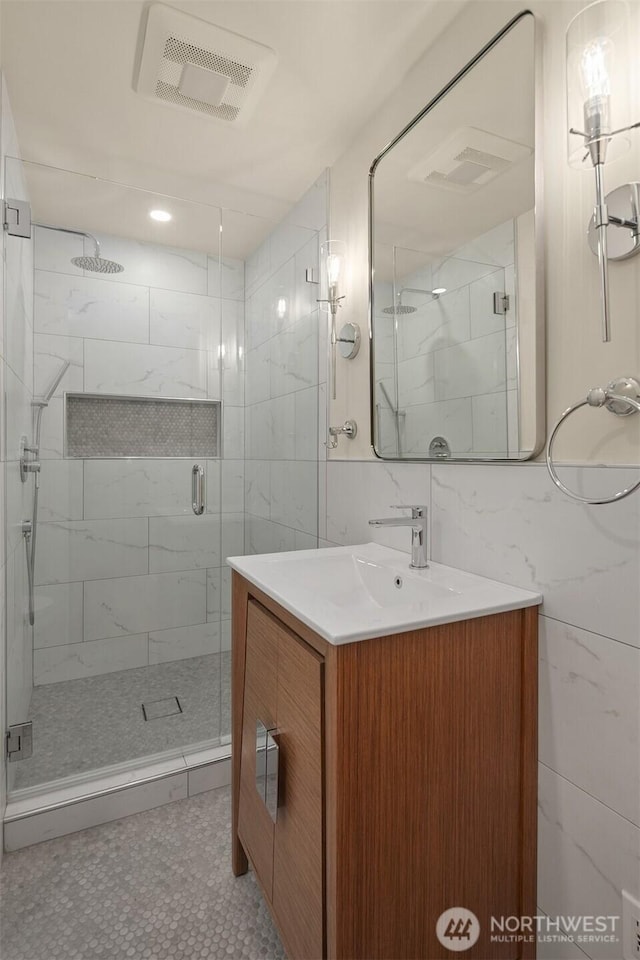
(566, 1, 640, 343)
(569, 127, 640, 343)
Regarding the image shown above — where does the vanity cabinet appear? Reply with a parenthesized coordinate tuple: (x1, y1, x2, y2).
(232, 572, 538, 960)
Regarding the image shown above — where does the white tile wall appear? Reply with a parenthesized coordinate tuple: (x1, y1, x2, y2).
(83, 459, 220, 520)
(430, 464, 639, 646)
(35, 518, 149, 585)
(34, 582, 84, 649)
(148, 622, 221, 664)
(148, 515, 221, 573)
(539, 617, 639, 826)
(84, 340, 208, 398)
(34, 634, 149, 684)
(35, 271, 149, 343)
(149, 289, 220, 351)
(34, 333, 84, 397)
(26, 224, 241, 688)
(538, 765, 639, 960)
(242, 171, 325, 566)
(84, 570, 207, 641)
(37, 460, 84, 521)
(83, 233, 208, 294)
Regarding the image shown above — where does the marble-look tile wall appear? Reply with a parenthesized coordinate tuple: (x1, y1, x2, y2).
(323, 459, 639, 960)
(244, 171, 328, 554)
(2, 91, 36, 809)
(32, 224, 244, 685)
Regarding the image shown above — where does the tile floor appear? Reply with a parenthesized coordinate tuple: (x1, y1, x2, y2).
(0, 786, 285, 960)
(13, 654, 231, 790)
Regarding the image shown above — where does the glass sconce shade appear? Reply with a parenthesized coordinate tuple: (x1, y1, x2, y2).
(320, 239, 347, 305)
(566, 0, 632, 167)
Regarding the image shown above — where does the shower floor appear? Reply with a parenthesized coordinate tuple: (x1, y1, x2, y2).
(12, 653, 230, 792)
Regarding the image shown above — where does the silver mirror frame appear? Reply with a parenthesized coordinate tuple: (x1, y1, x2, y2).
(368, 10, 545, 462)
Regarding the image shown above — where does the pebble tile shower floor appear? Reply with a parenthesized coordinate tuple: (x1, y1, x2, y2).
(0, 786, 286, 960)
(14, 654, 231, 789)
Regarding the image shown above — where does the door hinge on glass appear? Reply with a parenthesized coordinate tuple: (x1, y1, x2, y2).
(493, 292, 510, 316)
(3, 199, 32, 238)
(6, 722, 33, 761)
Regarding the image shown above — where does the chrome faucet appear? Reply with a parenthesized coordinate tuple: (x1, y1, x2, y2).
(369, 505, 428, 568)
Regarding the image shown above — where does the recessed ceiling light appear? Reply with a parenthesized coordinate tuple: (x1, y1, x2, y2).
(150, 209, 172, 222)
(432, 287, 447, 295)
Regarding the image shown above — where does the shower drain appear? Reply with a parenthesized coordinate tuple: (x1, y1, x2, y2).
(142, 696, 183, 721)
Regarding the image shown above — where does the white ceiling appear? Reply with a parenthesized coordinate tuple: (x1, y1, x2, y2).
(1, 0, 464, 248)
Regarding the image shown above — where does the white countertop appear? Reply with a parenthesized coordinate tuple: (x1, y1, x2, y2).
(227, 542, 541, 645)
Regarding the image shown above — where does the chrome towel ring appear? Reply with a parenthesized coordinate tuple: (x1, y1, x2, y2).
(546, 377, 640, 505)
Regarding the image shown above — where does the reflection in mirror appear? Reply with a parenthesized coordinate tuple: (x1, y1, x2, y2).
(370, 12, 543, 461)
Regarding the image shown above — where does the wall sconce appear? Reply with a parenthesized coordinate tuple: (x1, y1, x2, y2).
(566, 0, 640, 342)
(319, 240, 347, 399)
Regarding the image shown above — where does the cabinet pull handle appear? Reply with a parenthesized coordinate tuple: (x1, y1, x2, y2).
(256, 720, 279, 822)
(192, 464, 205, 515)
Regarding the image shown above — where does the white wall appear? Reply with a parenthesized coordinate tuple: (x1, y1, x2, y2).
(329, 0, 640, 465)
(31, 226, 243, 682)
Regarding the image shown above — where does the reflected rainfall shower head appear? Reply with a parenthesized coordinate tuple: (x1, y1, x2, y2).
(382, 285, 446, 315)
(382, 303, 416, 315)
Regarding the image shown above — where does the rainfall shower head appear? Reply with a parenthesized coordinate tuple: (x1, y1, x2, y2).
(381, 286, 446, 315)
(71, 253, 124, 274)
(382, 302, 416, 315)
(35, 223, 124, 274)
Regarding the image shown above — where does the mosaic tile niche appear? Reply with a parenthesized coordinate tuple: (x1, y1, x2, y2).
(66, 394, 221, 458)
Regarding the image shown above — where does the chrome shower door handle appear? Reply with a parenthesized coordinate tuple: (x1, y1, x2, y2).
(192, 464, 205, 515)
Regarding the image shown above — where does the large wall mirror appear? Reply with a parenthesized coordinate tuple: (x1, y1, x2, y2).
(369, 12, 544, 461)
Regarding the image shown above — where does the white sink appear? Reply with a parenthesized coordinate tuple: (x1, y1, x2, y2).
(227, 542, 541, 645)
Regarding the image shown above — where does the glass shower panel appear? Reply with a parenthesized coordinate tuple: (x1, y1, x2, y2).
(4, 159, 229, 794)
(217, 199, 325, 745)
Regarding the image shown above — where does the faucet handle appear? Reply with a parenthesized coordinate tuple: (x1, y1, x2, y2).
(390, 504, 427, 518)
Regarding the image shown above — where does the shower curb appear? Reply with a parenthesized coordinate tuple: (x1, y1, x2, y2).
(3, 748, 231, 852)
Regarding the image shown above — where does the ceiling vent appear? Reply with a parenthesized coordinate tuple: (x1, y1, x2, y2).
(134, 3, 277, 125)
(407, 127, 532, 194)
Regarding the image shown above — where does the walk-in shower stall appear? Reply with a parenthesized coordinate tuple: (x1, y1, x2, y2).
(2, 156, 327, 822)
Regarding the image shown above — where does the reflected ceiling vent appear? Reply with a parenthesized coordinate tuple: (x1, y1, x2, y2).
(134, 3, 277, 125)
(407, 127, 532, 194)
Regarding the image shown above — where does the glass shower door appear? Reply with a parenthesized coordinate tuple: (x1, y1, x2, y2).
(4, 159, 231, 796)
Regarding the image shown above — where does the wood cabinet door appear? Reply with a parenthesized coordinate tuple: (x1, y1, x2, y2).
(273, 620, 325, 960)
(237, 600, 279, 901)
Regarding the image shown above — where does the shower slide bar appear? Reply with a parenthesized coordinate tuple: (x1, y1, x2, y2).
(21, 360, 70, 626)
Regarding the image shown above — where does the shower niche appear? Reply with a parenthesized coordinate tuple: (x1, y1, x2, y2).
(65, 394, 221, 459)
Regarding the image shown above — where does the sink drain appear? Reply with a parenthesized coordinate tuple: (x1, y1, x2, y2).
(394, 576, 403, 589)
